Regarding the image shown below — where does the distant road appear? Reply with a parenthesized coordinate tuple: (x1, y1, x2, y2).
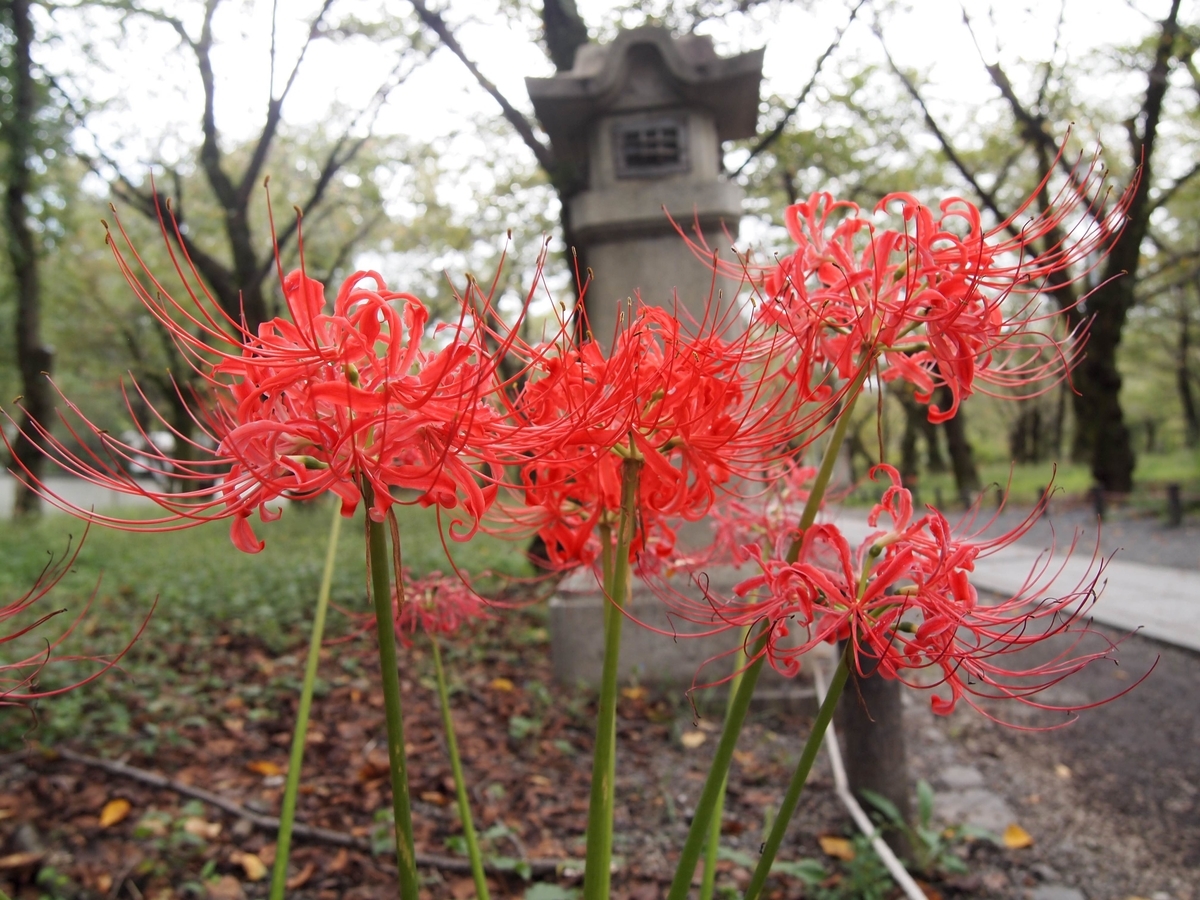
(0, 474, 156, 519)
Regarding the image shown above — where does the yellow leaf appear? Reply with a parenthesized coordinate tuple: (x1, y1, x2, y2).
(247, 760, 284, 777)
(621, 686, 647, 700)
(99, 798, 131, 828)
(233, 851, 267, 881)
(1002, 823, 1034, 849)
(489, 677, 515, 692)
(680, 730, 707, 749)
(819, 835, 855, 860)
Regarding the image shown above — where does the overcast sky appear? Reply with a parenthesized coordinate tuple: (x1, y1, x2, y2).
(45, 0, 1178, 175)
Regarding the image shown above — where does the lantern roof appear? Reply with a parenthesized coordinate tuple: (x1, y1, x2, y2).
(526, 27, 764, 170)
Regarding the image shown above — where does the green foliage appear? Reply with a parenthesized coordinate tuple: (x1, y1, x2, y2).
(523, 884, 578, 900)
(861, 779, 996, 881)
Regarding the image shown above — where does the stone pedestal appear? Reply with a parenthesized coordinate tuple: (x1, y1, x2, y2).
(549, 566, 831, 713)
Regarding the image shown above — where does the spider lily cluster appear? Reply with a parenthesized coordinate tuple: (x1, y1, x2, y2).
(3, 155, 1139, 898)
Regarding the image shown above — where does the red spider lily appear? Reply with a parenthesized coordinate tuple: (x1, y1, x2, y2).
(504, 302, 835, 570)
(686, 147, 1132, 423)
(676, 466, 1128, 724)
(2, 531, 150, 705)
(4, 206, 520, 552)
(391, 570, 492, 645)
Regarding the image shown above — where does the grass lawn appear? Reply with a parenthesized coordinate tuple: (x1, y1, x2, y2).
(0, 499, 530, 749)
(850, 449, 1200, 508)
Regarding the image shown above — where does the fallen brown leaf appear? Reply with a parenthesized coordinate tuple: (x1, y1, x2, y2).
(327, 847, 350, 874)
(206, 874, 245, 900)
(182, 817, 222, 840)
(286, 862, 316, 890)
(247, 760, 284, 777)
(0, 851, 43, 871)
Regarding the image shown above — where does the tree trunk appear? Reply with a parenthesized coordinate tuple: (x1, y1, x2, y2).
(1081, 0, 1181, 491)
(3, 0, 52, 517)
(898, 400, 921, 487)
(937, 387, 980, 506)
(1051, 382, 1068, 459)
(921, 414, 945, 472)
(1178, 289, 1199, 448)
(1080, 302, 1136, 491)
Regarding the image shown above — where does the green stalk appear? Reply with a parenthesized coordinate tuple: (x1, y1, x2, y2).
(364, 490, 420, 899)
(430, 636, 489, 900)
(582, 455, 642, 900)
(665, 634, 768, 900)
(699, 627, 751, 900)
(269, 500, 343, 900)
(789, 365, 870, 562)
(668, 364, 871, 900)
(742, 645, 851, 900)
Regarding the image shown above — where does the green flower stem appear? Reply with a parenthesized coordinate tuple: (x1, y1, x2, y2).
(789, 365, 870, 562)
(700, 627, 751, 900)
(743, 644, 852, 900)
(430, 636, 489, 900)
(665, 633, 768, 900)
(669, 362, 872, 900)
(270, 500, 343, 900)
(582, 455, 642, 900)
(364, 495, 420, 899)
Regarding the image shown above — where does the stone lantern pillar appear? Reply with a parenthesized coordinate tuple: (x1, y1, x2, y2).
(527, 27, 764, 345)
(524, 29, 782, 690)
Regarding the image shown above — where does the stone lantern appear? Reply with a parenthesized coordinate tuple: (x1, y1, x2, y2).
(527, 27, 764, 345)
(524, 29, 788, 690)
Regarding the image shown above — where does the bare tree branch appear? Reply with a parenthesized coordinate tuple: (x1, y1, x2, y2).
(874, 28, 1011, 228)
(409, 0, 555, 174)
(732, 0, 865, 176)
(237, 0, 337, 206)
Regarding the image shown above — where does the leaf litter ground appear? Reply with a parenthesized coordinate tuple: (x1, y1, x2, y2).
(1, 591, 1195, 900)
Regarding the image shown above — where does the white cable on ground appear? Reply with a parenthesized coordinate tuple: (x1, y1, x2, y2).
(812, 664, 928, 900)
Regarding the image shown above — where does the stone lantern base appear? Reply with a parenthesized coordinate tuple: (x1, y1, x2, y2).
(548, 566, 831, 714)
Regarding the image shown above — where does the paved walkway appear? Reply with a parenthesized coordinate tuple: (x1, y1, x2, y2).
(827, 506, 1200, 654)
